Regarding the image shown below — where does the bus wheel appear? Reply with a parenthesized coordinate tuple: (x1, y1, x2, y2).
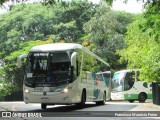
(96, 92, 106, 105)
(41, 104, 47, 109)
(128, 100, 135, 103)
(138, 93, 147, 103)
(76, 90, 86, 108)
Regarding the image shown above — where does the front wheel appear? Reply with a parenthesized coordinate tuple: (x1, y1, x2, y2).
(76, 91, 86, 108)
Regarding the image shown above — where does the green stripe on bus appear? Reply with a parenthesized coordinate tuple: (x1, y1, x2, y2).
(147, 94, 152, 99)
(124, 94, 138, 100)
(124, 93, 152, 100)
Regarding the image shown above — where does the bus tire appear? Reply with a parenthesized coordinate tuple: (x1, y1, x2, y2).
(128, 100, 135, 103)
(96, 92, 106, 105)
(76, 90, 86, 108)
(138, 93, 147, 103)
(41, 103, 47, 109)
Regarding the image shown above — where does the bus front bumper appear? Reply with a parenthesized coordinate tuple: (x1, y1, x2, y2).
(24, 91, 80, 104)
(111, 92, 124, 100)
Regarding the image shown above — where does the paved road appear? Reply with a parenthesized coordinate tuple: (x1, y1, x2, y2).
(0, 100, 160, 120)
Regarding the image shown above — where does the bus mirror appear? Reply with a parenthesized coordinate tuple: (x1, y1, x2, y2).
(17, 54, 28, 68)
(71, 52, 77, 66)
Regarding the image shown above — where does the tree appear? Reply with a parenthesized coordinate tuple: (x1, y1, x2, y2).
(51, 0, 97, 42)
(0, 1, 97, 58)
(0, 0, 6, 5)
(0, 0, 58, 6)
(83, 4, 136, 70)
(119, 1, 160, 82)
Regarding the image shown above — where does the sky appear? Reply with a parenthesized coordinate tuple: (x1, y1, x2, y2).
(112, 0, 144, 13)
(0, 0, 144, 14)
(90, 0, 144, 13)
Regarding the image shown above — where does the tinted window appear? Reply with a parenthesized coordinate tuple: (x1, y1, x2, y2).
(124, 71, 135, 91)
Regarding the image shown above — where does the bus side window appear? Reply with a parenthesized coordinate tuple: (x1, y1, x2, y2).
(103, 73, 111, 87)
(70, 55, 80, 81)
(76, 60, 79, 76)
(124, 72, 135, 90)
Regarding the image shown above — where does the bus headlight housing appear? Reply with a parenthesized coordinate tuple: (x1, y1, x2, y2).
(25, 89, 29, 93)
(63, 88, 68, 93)
(63, 86, 72, 93)
(24, 89, 31, 93)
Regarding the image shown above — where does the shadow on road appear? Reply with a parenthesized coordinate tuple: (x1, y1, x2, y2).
(28, 103, 98, 112)
(25, 103, 139, 117)
(27, 102, 138, 112)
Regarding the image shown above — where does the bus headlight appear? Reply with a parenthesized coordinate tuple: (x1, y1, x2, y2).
(63, 86, 72, 93)
(24, 89, 31, 93)
(63, 88, 68, 93)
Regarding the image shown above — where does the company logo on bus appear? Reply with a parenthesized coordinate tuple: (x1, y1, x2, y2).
(43, 92, 47, 95)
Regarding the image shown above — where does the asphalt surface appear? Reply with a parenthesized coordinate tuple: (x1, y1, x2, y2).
(0, 100, 160, 120)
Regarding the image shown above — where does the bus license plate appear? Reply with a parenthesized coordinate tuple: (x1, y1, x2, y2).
(41, 97, 49, 102)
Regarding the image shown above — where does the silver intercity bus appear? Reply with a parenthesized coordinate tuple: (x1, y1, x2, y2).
(17, 43, 111, 109)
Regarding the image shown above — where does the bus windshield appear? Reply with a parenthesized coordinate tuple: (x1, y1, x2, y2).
(112, 72, 125, 92)
(25, 52, 71, 87)
(112, 71, 135, 92)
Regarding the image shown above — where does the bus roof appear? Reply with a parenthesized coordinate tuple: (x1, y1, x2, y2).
(114, 69, 139, 74)
(29, 43, 110, 67)
(30, 43, 82, 52)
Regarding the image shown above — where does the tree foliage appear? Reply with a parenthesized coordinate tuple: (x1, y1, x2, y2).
(83, 4, 136, 70)
(119, 1, 160, 82)
(0, 1, 97, 58)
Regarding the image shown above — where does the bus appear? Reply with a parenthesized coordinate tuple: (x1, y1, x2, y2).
(111, 70, 152, 103)
(17, 43, 111, 109)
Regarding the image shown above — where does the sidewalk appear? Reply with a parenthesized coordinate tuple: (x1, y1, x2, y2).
(130, 102, 160, 111)
(147, 103, 160, 111)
